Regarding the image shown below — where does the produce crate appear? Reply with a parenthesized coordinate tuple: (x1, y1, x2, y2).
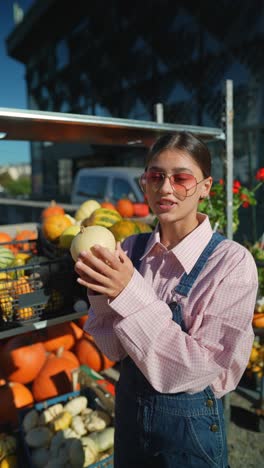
(0, 238, 87, 326)
(19, 389, 114, 468)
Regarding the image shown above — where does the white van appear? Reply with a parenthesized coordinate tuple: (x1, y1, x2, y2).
(71, 166, 145, 205)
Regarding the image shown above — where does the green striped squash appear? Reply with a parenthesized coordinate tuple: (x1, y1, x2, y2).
(0, 247, 15, 269)
(83, 208, 122, 228)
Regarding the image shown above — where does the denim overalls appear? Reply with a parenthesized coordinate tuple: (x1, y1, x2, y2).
(114, 232, 229, 468)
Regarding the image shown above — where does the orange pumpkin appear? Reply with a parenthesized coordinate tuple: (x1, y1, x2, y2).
(42, 214, 72, 242)
(0, 380, 34, 427)
(116, 199, 134, 218)
(253, 313, 264, 328)
(32, 355, 78, 401)
(133, 203, 150, 217)
(40, 323, 76, 352)
(101, 202, 116, 210)
(14, 229, 37, 252)
(1, 334, 47, 384)
(74, 334, 115, 372)
(41, 200, 65, 219)
(69, 321, 84, 340)
(0, 232, 13, 248)
(52, 347, 80, 367)
(78, 315, 88, 329)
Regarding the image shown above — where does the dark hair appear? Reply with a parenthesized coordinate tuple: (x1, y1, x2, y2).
(146, 131, 211, 177)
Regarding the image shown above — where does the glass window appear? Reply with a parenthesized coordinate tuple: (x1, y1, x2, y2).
(77, 176, 107, 198)
(56, 39, 69, 70)
(113, 178, 136, 202)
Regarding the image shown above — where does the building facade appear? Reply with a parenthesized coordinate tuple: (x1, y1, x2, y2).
(5, 0, 264, 238)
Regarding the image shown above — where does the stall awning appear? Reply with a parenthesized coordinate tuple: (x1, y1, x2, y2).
(0, 108, 224, 146)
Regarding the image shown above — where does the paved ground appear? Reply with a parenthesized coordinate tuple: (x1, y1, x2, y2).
(227, 390, 264, 468)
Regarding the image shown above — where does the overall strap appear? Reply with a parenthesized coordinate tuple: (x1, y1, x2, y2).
(130, 233, 152, 271)
(175, 231, 225, 297)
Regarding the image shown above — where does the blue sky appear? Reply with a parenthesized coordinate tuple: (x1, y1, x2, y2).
(0, 0, 34, 165)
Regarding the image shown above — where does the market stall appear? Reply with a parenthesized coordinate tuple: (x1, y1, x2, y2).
(1, 80, 263, 466)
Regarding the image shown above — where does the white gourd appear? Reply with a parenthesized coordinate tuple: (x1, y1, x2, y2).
(84, 410, 111, 433)
(71, 415, 87, 436)
(81, 436, 98, 466)
(89, 427, 115, 452)
(39, 404, 63, 425)
(63, 396, 88, 416)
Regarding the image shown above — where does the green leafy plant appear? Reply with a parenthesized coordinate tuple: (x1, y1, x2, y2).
(199, 167, 264, 233)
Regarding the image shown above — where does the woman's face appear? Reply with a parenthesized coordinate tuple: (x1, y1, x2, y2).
(144, 149, 212, 225)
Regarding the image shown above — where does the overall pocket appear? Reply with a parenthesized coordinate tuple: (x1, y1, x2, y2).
(137, 391, 225, 466)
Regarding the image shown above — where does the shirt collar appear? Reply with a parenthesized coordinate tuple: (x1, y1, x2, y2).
(141, 213, 213, 274)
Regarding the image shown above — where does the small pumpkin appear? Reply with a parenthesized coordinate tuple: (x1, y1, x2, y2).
(49, 346, 80, 368)
(134, 221, 153, 234)
(39, 323, 76, 352)
(32, 355, 78, 402)
(109, 220, 140, 242)
(133, 202, 150, 217)
(69, 321, 84, 341)
(14, 230, 37, 253)
(100, 202, 116, 210)
(81, 208, 122, 229)
(116, 198, 134, 218)
(253, 312, 264, 328)
(0, 380, 34, 427)
(74, 334, 115, 373)
(41, 200, 65, 219)
(42, 214, 73, 242)
(78, 315, 88, 329)
(1, 334, 47, 384)
(0, 233, 13, 252)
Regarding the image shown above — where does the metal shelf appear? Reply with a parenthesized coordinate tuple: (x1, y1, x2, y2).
(0, 308, 88, 339)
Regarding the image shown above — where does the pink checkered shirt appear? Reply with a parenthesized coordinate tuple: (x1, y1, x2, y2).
(84, 214, 258, 398)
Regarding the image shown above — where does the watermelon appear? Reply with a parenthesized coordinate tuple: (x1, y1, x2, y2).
(0, 247, 15, 269)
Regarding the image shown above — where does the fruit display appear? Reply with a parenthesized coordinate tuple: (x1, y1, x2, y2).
(0, 322, 115, 427)
(20, 391, 114, 468)
(246, 338, 264, 380)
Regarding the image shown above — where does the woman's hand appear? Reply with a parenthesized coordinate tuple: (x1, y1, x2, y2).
(74, 242, 134, 299)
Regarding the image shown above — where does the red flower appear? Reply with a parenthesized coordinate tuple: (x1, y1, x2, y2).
(210, 190, 216, 196)
(219, 179, 224, 185)
(240, 193, 250, 208)
(233, 180, 241, 189)
(255, 168, 264, 181)
(233, 187, 239, 194)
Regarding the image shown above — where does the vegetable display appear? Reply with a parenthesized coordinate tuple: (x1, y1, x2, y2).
(21, 393, 114, 468)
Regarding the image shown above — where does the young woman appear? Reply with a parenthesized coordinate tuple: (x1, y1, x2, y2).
(75, 132, 258, 468)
